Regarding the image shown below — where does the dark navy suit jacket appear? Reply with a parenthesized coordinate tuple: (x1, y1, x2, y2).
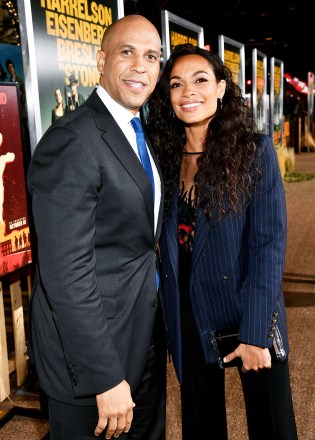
(27, 90, 164, 404)
(159, 134, 289, 383)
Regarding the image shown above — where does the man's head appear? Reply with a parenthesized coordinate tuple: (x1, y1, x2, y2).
(96, 15, 161, 115)
(68, 74, 79, 96)
(6, 59, 14, 75)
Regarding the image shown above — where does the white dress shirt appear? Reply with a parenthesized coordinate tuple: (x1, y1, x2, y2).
(96, 85, 161, 234)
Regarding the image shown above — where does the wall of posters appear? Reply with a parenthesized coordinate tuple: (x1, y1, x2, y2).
(0, 83, 32, 277)
(17, 0, 124, 153)
(270, 57, 284, 148)
(218, 35, 245, 96)
(161, 10, 204, 67)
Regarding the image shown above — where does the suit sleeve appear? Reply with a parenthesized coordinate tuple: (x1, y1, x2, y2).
(28, 125, 125, 397)
(238, 134, 287, 348)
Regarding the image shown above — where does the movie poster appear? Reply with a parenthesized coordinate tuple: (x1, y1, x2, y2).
(218, 36, 245, 96)
(18, 0, 124, 151)
(270, 57, 284, 148)
(0, 83, 32, 277)
(161, 10, 204, 67)
(252, 49, 268, 134)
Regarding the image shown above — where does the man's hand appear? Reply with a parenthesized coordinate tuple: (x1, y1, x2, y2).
(223, 343, 271, 372)
(94, 380, 135, 438)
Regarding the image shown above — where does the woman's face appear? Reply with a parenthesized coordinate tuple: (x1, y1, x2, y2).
(169, 54, 226, 125)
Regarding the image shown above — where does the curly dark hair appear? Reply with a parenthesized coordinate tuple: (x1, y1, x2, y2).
(146, 43, 261, 224)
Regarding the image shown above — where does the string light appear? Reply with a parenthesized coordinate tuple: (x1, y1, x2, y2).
(1, 0, 20, 45)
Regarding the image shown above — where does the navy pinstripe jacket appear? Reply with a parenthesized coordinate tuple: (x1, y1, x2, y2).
(159, 134, 289, 384)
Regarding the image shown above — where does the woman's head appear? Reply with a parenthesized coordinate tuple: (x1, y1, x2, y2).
(146, 44, 257, 223)
(168, 51, 226, 126)
(155, 44, 242, 123)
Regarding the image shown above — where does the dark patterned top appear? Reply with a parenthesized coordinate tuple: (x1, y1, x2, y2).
(178, 183, 196, 302)
(178, 184, 207, 367)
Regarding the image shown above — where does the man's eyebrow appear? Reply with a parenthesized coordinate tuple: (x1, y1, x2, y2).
(147, 49, 161, 57)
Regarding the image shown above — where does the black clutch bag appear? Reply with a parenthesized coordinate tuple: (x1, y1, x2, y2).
(210, 328, 242, 369)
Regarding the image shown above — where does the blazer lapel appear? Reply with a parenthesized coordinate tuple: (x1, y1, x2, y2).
(191, 208, 209, 272)
(164, 192, 179, 278)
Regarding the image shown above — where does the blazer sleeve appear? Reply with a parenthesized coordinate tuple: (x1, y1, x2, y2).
(238, 134, 287, 349)
(28, 124, 125, 397)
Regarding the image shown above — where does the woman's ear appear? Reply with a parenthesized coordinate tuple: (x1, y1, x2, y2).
(218, 79, 226, 98)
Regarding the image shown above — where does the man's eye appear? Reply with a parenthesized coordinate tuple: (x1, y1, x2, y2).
(147, 54, 158, 61)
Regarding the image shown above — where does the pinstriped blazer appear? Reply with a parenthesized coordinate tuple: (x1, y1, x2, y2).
(159, 134, 289, 384)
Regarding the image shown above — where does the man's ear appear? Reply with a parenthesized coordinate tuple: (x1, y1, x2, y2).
(96, 50, 105, 74)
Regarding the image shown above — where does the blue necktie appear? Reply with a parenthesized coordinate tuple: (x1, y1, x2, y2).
(131, 117, 155, 201)
(131, 117, 159, 290)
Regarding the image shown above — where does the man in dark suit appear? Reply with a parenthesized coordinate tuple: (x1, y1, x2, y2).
(27, 15, 165, 440)
(66, 73, 85, 112)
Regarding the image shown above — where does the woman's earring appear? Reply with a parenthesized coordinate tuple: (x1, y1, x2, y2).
(219, 97, 223, 109)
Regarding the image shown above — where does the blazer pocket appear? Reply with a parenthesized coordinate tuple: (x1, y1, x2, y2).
(100, 296, 116, 319)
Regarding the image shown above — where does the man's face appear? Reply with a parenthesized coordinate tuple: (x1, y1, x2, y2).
(96, 17, 161, 115)
(71, 82, 78, 95)
(8, 63, 14, 75)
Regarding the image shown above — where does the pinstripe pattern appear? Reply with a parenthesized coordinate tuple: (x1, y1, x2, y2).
(159, 134, 289, 383)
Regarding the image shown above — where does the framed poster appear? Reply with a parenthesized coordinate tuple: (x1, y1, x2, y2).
(270, 57, 284, 148)
(307, 71, 314, 152)
(161, 10, 204, 67)
(218, 35, 245, 96)
(252, 49, 268, 134)
(17, 0, 124, 153)
(0, 82, 32, 277)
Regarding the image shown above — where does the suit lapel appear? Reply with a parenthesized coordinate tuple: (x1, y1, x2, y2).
(86, 91, 155, 232)
(145, 133, 164, 243)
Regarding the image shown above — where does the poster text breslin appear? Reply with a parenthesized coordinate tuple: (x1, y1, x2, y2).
(40, 0, 113, 87)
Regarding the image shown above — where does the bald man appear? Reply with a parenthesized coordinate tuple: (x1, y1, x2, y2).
(27, 15, 166, 440)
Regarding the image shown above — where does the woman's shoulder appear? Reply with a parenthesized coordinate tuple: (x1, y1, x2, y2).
(254, 133, 273, 146)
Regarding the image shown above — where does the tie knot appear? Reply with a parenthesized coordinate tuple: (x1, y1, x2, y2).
(131, 117, 143, 133)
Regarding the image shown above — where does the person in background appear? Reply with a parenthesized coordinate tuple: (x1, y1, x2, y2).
(51, 87, 66, 124)
(66, 73, 85, 111)
(146, 43, 298, 440)
(27, 15, 166, 440)
(0, 61, 7, 81)
(6, 58, 23, 85)
(5, 58, 27, 123)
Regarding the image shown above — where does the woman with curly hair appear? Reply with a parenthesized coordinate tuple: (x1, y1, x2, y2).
(146, 43, 297, 440)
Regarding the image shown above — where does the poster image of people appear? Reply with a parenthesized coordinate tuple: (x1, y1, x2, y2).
(0, 82, 32, 277)
(20, 0, 123, 138)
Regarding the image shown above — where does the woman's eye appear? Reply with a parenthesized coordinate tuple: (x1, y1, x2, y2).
(196, 77, 208, 83)
(170, 82, 181, 89)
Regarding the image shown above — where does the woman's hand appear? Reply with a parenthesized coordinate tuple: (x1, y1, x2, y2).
(223, 343, 271, 372)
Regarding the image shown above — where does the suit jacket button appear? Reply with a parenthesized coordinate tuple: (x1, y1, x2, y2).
(164, 274, 169, 279)
(268, 333, 274, 338)
(223, 275, 228, 280)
